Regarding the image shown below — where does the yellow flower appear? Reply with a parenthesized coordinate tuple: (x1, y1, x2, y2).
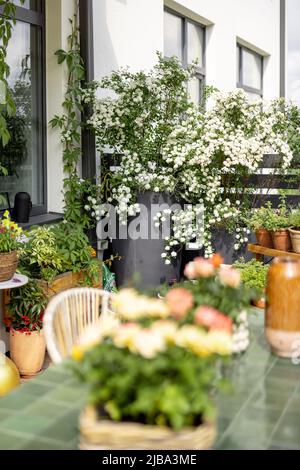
(71, 321, 103, 361)
(3, 210, 10, 219)
(206, 330, 232, 356)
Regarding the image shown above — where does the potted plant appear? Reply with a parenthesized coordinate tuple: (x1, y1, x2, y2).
(266, 196, 291, 252)
(246, 203, 274, 248)
(6, 280, 47, 377)
(0, 211, 23, 282)
(171, 254, 254, 354)
(233, 258, 269, 309)
(72, 286, 232, 450)
(289, 207, 300, 253)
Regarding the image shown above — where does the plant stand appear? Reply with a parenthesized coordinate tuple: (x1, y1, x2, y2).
(247, 244, 300, 262)
(0, 274, 28, 352)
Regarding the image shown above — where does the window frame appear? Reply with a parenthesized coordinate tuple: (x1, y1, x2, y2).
(237, 44, 264, 98)
(164, 7, 206, 102)
(0, 0, 47, 216)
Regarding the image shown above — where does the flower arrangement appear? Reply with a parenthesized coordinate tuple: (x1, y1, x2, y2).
(82, 54, 294, 261)
(6, 280, 47, 334)
(0, 211, 22, 253)
(72, 286, 232, 432)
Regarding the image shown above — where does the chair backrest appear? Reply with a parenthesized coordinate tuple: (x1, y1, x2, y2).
(43, 288, 114, 364)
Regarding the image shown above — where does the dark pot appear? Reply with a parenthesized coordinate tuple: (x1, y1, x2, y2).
(112, 192, 182, 289)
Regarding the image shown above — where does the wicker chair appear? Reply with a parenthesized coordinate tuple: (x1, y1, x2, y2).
(43, 288, 115, 364)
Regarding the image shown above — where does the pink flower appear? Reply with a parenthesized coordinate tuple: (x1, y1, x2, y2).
(219, 267, 241, 288)
(165, 288, 194, 319)
(188, 257, 215, 279)
(195, 306, 233, 334)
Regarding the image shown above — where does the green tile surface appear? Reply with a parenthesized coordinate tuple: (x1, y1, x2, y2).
(0, 310, 300, 450)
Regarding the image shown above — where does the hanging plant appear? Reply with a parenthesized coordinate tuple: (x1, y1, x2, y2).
(0, 0, 26, 175)
(50, 1, 100, 227)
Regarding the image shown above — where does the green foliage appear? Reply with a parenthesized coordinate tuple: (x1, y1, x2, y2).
(50, 9, 98, 228)
(73, 342, 219, 430)
(0, 0, 26, 164)
(19, 223, 101, 284)
(246, 202, 274, 231)
(7, 280, 47, 332)
(289, 207, 300, 229)
(0, 115, 27, 175)
(233, 259, 269, 294)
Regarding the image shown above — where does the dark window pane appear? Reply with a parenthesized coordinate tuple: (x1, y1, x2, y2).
(0, 20, 44, 207)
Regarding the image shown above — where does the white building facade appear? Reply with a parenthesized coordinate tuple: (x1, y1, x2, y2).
(93, 0, 284, 102)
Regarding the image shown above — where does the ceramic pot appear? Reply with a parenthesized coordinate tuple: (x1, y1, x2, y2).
(10, 329, 46, 377)
(289, 228, 300, 254)
(271, 230, 292, 252)
(112, 192, 182, 289)
(255, 229, 273, 248)
(265, 257, 300, 358)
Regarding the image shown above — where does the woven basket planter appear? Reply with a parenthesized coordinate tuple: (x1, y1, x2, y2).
(79, 406, 216, 450)
(0, 251, 18, 282)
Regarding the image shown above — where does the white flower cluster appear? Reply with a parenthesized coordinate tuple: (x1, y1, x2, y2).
(85, 59, 294, 260)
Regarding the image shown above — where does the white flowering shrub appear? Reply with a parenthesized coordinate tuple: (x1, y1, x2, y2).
(84, 55, 295, 261)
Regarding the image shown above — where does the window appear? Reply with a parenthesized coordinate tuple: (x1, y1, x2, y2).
(164, 9, 205, 103)
(237, 44, 263, 99)
(0, 0, 46, 214)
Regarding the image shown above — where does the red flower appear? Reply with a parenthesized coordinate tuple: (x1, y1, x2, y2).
(195, 306, 233, 334)
(22, 316, 31, 325)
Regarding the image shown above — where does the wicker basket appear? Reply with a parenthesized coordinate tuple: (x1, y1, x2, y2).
(79, 406, 216, 450)
(0, 251, 18, 282)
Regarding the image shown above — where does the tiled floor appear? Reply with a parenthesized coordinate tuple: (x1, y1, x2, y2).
(0, 310, 300, 450)
(215, 311, 300, 450)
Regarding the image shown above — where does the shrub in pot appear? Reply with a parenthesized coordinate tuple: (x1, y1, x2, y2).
(289, 208, 300, 254)
(0, 211, 23, 282)
(72, 280, 233, 450)
(266, 199, 291, 252)
(246, 203, 274, 248)
(233, 258, 269, 309)
(6, 281, 47, 377)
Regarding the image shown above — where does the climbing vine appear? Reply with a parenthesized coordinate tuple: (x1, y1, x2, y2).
(50, 1, 99, 228)
(0, 0, 26, 175)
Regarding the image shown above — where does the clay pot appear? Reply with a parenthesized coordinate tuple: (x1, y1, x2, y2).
(10, 329, 46, 377)
(255, 230, 273, 248)
(271, 230, 292, 252)
(265, 257, 300, 358)
(289, 228, 300, 254)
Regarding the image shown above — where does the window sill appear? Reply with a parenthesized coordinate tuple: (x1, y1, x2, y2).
(19, 212, 63, 229)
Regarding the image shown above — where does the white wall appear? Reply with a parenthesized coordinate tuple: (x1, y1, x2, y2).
(46, 0, 76, 213)
(93, 0, 281, 99)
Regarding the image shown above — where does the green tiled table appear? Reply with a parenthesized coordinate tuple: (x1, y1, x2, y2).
(1, 311, 300, 450)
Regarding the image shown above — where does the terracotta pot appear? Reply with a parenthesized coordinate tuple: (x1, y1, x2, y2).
(10, 329, 46, 377)
(265, 257, 300, 358)
(255, 230, 273, 248)
(0, 251, 18, 282)
(289, 227, 300, 254)
(271, 230, 292, 252)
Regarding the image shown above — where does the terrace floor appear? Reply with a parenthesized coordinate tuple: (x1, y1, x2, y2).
(0, 310, 299, 450)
